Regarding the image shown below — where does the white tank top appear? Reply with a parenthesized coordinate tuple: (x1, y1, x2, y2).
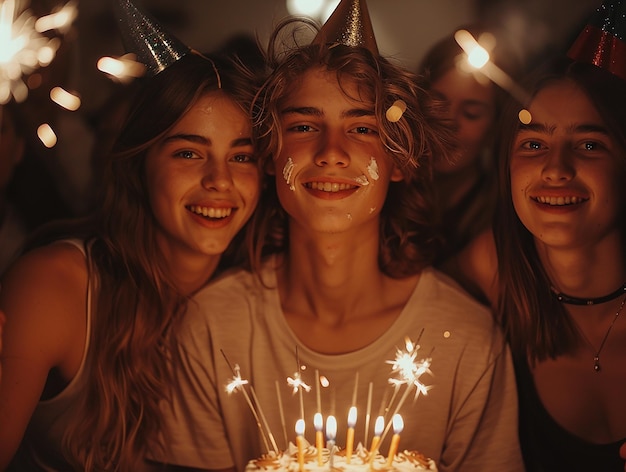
(8, 239, 93, 471)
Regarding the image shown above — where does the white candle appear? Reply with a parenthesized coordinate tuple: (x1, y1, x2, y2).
(326, 415, 337, 469)
(386, 414, 404, 466)
(345, 406, 357, 463)
(314, 412, 324, 466)
(295, 419, 305, 472)
(369, 415, 385, 456)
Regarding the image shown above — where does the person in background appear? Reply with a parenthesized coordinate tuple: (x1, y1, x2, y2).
(150, 1, 523, 471)
(0, 0, 262, 469)
(417, 24, 519, 276)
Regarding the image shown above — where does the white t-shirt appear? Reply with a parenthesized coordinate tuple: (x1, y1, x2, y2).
(153, 258, 523, 472)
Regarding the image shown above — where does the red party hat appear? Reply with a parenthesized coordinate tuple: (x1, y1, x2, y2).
(568, 0, 626, 80)
(312, 0, 379, 55)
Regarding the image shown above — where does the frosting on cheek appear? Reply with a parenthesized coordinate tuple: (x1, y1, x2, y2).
(282, 157, 295, 191)
(355, 175, 370, 186)
(367, 157, 380, 181)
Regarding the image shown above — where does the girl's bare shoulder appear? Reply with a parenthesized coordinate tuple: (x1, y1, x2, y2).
(0, 241, 89, 358)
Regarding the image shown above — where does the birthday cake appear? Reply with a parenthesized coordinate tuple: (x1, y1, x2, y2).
(245, 440, 437, 471)
(229, 336, 436, 472)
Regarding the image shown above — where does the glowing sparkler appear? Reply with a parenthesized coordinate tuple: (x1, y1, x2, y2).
(97, 53, 146, 84)
(386, 335, 433, 397)
(286, 371, 312, 395)
(225, 363, 249, 394)
(454, 28, 530, 105)
(288, 346, 311, 422)
(371, 336, 433, 459)
(50, 86, 80, 111)
(0, 0, 75, 105)
(222, 351, 279, 454)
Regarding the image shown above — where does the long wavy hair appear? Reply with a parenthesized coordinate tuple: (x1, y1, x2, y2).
(493, 58, 626, 364)
(249, 19, 456, 278)
(25, 52, 262, 470)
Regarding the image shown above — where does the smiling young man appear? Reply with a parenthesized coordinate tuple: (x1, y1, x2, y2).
(151, 2, 524, 471)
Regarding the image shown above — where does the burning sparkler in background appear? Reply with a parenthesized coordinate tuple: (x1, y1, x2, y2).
(0, 0, 76, 105)
(454, 28, 530, 105)
(97, 53, 146, 83)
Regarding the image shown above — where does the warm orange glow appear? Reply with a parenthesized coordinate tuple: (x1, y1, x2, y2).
(50, 86, 80, 111)
(37, 123, 57, 148)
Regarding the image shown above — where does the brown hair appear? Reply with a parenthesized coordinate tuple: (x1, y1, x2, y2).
(494, 58, 626, 363)
(249, 19, 455, 278)
(21, 52, 263, 471)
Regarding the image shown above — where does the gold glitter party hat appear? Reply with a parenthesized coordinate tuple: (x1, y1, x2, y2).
(312, 0, 379, 55)
(114, 0, 190, 76)
(568, 0, 626, 81)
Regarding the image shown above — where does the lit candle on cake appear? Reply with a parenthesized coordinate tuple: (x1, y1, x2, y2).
(314, 412, 324, 466)
(369, 415, 385, 456)
(345, 406, 357, 463)
(386, 414, 404, 466)
(326, 415, 337, 469)
(295, 419, 305, 472)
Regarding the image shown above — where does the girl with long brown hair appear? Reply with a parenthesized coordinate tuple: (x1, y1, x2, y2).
(450, 55, 626, 471)
(0, 42, 262, 472)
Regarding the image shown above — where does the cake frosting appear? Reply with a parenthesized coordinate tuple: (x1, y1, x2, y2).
(246, 441, 437, 471)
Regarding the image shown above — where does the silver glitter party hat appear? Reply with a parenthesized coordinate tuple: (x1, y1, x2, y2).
(114, 0, 190, 76)
(312, 0, 379, 55)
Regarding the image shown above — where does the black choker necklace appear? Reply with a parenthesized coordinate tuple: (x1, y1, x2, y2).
(551, 283, 626, 306)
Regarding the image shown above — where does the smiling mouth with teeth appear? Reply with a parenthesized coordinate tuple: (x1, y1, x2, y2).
(305, 182, 358, 192)
(533, 196, 586, 206)
(187, 205, 233, 218)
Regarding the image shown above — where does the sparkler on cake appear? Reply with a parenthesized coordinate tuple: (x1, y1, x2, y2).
(224, 337, 438, 471)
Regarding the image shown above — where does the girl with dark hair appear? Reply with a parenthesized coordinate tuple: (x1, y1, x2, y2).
(0, 51, 262, 471)
(450, 57, 626, 470)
